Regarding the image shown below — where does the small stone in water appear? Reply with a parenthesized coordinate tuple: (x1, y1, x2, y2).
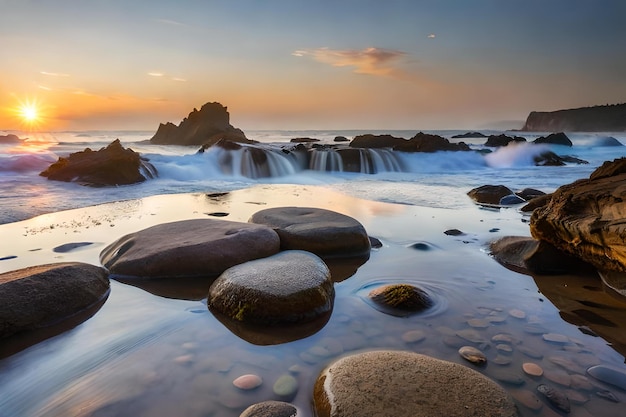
(233, 374, 263, 390)
(587, 364, 626, 391)
(456, 328, 488, 344)
(542, 333, 570, 344)
(596, 389, 620, 403)
(273, 374, 298, 399)
(492, 333, 516, 344)
(570, 374, 594, 391)
(522, 362, 543, 377)
(467, 318, 490, 328)
(544, 370, 572, 387)
(508, 309, 526, 319)
(492, 355, 513, 366)
(402, 329, 426, 343)
(565, 389, 589, 405)
(518, 346, 543, 359)
(536, 384, 571, 413)
(458, 346, 487, 365)
(523, 323, 548, 335)
(495, 344, 513, 354)
(511, 390, 543, 411)
(240, 400, 298, 417)
(173, 354, 194, 365)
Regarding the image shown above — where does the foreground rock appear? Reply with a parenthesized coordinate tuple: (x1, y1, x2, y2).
(530, 157, 626, 273)
(208, 250, 333, 325)
(40, 139, 157, 186)
(100, 219, 280, 278)
(313, 350, 519, 417)
(249, 207, 370, 258)
(0, 262, 109, 338)
(150, 102, 250, 146)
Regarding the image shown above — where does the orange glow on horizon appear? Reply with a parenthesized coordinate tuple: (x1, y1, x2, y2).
(6, 97, 51, 131)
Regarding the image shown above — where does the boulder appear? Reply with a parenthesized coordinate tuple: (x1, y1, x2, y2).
(290, 137, 319, 143)
(149, 102, 250, 146)
(515, 188, 546, 201)
(533, 150, 588, 166)
(484, 134, 527, 147)
(0, 262, 109, 339)
(533, 132, 572, 146)
(366, 283, 433, 316)
(333, 136, 349, 142)
(313, 350, 519, 417)
(394, 132, 471, 152)
(240, 401, 300, 417)
(208, 250, 334, 325)
(100, 219, 281, 278)
(467, 185, 514, 205)
(249, 207, 370, 258)
(451, 131, 487, 139)
(591, 136, 623, 147)
(0, 134, 22, 144)
(40, 139, 157, 186)
(530, 158, 626, 273)
(349, 134, 406, 149)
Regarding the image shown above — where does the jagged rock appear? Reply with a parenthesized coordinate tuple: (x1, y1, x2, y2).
(533, 151, 588, 166)
(533, 132, 572, 146)
(520, 193, 552, 212)
(0, 262, 109, 339)
(249, 207, 370, 259)
(394, 132, 471, 152)
(39, 139, 157, 186)
(349, 134, 406, 148)
(451, 131, 487, 139)
(313, 351, 519, 417)
(531, 157, 626, 272)
(150, 102, 250, 146)
(522, 103, 626, 132)
(484, 134, 527, 147)
(208, 250, 333, 325)
(100, 219, 281, 278)
(0, 134, 22, 144)
(467, 185, 514, 205)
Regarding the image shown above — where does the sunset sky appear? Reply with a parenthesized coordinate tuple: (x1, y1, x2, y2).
(1, 0, 625, 131)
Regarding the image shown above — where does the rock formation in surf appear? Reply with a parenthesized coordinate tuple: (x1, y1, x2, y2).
(521, 103, 626, 132)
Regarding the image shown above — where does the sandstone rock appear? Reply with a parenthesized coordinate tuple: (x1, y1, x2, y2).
(484, 134, 527, 147)
(530, 158, 626, 272)
(240, 401, 299, 417)
(394, 132, 471, 152)
(533, 132, 572, 146)
(0, 262, 109, 339)
(467, 184, 514, 205)
(150, 102, 250, 146)
(313, 350, 519, 417)
(100, 219, 280, 278)
(40, 139, 157, 186)
(208, 250, 334, 325)
(249, 207, 370, 259)
(520, 193, 552, 212)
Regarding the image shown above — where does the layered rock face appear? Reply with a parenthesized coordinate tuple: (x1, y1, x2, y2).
(530, 158, 626, 272)
(522, 103, 626, 132)
(150, 102, 250, 146)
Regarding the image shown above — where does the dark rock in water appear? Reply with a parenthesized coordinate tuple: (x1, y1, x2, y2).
(53, 242, 93, 253)
(587, 364, 626, 391)
(313, 351, 519, 417)
(444, 229, 465, 236)
(467, 184, 514, 205)
(533, 150, 588, 166)
(100, 219, 280, 278)
(369, 236, 383, 248)
(531, 157, 626, 273)
(0, 134, 22, 144)
(333, 136, 349, 142)
(533, 132, 572, 146)
(208, 250, 333, 325)
(499, 194, 526, 205)
(367, 283, 433, 316)
(249, 207, 370, 259)
(206, 212, 229, 217)
(484, 134, 527, 147)
(591, 136, 623, 147)
(240, 400, 299, 417)
(394, 132, 471, 152)
(458, 346, 487, 365)
(40, 139, 157, 186)
(349, 133, 406, 148)
(409, 242, 435, 251)
(521, 103, 626, 132)
(451, 131, 487, 139)
(516, 188, 546, 201)
(0, 262, 109, 339)
(150, 102, 250, 146)
(536, 384, 571, 413)
(290, 137, 319, 143)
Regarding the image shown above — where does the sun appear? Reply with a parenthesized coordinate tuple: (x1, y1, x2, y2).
(20, 103, 39, 123)
(11, 97, 48, 130)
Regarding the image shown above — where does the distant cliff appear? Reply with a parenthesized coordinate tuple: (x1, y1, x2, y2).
(521, 103, 626, 132)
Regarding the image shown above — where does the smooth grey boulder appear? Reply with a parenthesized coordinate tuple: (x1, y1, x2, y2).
(313, 350, 519, 417)
(208, 250, 334, 325)
(100, 219, 280, 278)
(0, 262, 109, 339)
(249, 207, 370, 258)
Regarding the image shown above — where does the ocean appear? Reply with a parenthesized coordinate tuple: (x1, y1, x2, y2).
(2, 129, 626, 417)
(2, 129, 625, 225)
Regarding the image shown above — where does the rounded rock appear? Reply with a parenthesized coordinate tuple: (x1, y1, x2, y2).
(273, 374, 298, 399)
(313, 350, 518, 417)
(522, 362, 544, 377)
(208, 250, 333, 325)
(249, 207, 370, 258)
(240, 401, 298, 417)
(459, 346, 487, 365)
(233, 374, 263, 390)
(367, 283, 433, 316)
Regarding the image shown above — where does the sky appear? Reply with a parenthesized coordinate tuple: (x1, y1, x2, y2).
(1, 0, 625, 131)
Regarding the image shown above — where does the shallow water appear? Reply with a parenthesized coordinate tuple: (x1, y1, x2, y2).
(1, 185, 625, 417)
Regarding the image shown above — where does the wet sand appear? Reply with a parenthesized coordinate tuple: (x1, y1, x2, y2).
(1, 184, 625, 417)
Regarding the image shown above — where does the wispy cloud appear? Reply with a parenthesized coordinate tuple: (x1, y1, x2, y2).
(147, 72, 165, 77)
(427, 34, 436, 39)
(293, 47, 413, 80)
(147, 72, 187, 82)
(154, 18, 186, 26)
(40, 71, 70, 77)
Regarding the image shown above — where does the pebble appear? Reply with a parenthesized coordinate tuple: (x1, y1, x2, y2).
(596, 389, 620, 403)
(442, 335, 466, 349)
(495, 344, 513, 354)
(544, 370, 572, 387)
(518, 346, 543, 359)
(492, 355, 513, 366)
(402, 329, 426, 343)
(173, 354, 194, 365)
(489, 370, 525, 386)
(511, 389, 543, 411)
(456, 328, 488, 344)
(542, 333, 570, 344)
(522, 362, 543, 377)
(570, 374, 594, 391)
(536, 384, 571, 413)
(587, 364, 626, 390)
(467, 318, 490, 328)
(458, 346, 487, 365)
(508, 309, 526, 319)
(486, 315, 507, 324)
(273, 374, 298, 399)
(548, 356, 583, 374)
(233, 374, 263, 390)
(564, 389, 588, 405)
(523, 323, 548, 335)
(239, 400, 298, 417)
(491, 333, 517, 344)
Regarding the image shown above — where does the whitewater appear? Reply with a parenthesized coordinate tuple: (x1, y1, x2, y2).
(1, 129, 626, 224)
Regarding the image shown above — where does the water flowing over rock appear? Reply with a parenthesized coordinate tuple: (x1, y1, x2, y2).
(0, 262, 109, 339)
(530, 157, 626, 273)
(313, 350, 519, 417)
(150, 102, 250, 146)
(484, 134, 527, 147)
(532, 132, 572, 147)
(40, 139, 157, 186)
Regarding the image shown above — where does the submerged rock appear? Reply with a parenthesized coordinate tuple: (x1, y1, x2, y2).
(367, 283, 433, 316)
(0, 262, 109, 339)
(40, 139, 157, 186)
(313, 350, 519, 417)
(208, 250, 333, 325)
(536, 384, 571, 413)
